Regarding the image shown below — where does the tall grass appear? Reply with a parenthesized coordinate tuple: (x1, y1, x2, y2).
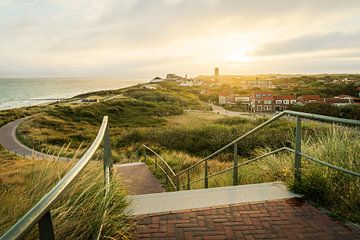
(0, 154, 133, 239)
(145, 125, 360, 223)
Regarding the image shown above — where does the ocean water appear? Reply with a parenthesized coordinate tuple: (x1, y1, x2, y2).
(0, 78, 145, 111)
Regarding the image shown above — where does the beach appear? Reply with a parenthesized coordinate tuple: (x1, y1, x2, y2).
(0, 78, 146, 111)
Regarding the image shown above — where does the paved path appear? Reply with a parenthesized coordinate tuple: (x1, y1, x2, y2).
(0, 118, 68, 160)
(115, 162, 164, 195)
(135, 198, 360, 239)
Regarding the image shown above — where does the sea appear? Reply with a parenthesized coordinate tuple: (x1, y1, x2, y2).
(0, 78, 146, 111)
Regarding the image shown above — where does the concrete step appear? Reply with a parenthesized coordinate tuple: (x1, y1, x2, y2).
(127, 182, 301, 215)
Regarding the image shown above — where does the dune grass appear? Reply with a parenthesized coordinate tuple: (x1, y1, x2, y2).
(143, 124, 360, 223)
(0, 147, 133, 239)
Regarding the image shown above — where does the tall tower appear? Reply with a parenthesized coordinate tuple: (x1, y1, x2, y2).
(214, 67, 219, 81)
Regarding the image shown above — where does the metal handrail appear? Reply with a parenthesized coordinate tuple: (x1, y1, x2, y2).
(178, 147, 292, 189)
(141, 144, 176, 176)
(1, 116, 112, 240)
(175, 110, 360, 177)
(144, 154, 177, 190)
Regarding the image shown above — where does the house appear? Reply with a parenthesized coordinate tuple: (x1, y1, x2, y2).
(234, 95, 250, 104)
(297, 95, 322, 104)
(356, 87, 360, 97)
(144, 84, 157, 90)
(166, 74, 185, 82)
(179, 79, 203, 87)
(81, 98, 99, 103)
(150, 77, 163, 83)
(335, 94, 360, 104)
(218, 91, 233, 105)
(240, 78, 274, 89)
(273, 95, 297, 112)
(250, 92, 273, 112)
(334, 94, 354, 100)
(323, 98, 353, 106)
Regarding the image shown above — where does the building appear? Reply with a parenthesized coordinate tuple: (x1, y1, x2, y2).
(151, 77, 163, 82)
(250, 92, 273, 112)
(273, 95, 297, 112)
(166, 74, 185, 81)
(323, 98, 353, 106)
(356, 87, 360, 97)
(179, 79, 203, 87)
(240, 78, 274, 89)
(218, 91, 233, 105)
(334, 94, 360, 104)
(297, 95, 322, 104)
(214, 67, 219, 81)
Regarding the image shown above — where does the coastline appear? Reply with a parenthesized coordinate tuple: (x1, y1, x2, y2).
(0, 79, 147, 111)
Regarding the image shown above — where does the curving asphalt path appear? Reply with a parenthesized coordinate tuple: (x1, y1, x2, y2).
(0, 118, 68, 160)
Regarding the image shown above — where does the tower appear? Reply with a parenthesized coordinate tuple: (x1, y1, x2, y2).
(214, 67, 219, 81)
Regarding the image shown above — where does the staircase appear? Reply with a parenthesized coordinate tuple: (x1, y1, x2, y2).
(127, 182, 300, 215)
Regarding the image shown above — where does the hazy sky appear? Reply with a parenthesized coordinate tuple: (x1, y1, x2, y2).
(1, 0, 360, 78)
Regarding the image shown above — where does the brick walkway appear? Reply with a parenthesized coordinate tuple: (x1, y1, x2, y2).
(115, 162, 164, 195)
(135, 198, 359, 240)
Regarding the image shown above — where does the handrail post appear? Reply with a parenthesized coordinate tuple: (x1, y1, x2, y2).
(38, 211, 55, 240)
(294, 116, 302, 186)
(176, 175, 180, 191)
(103, 122, 112, 195)
(204, 159, 208, 188)
(155, 156, 158, 171)
(233, 142, 239, 186)
(187, 169, 191, 190)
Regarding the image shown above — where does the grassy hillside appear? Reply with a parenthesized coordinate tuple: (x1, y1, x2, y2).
(143, 124, 360, 224)
(0, 146, 133, 239)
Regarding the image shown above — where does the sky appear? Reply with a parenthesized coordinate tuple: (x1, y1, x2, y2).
(1, 0, 360, 79)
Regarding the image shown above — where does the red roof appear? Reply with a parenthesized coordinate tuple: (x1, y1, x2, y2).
(298, 95, 322, 101)
(274, 95, 296, 100)
(324, 98, 352, 104)
(258, 96, 274, 100)
(356, 87, 360, 91)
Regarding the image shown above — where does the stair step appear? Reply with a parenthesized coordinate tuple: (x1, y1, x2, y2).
(127, 182, 301, 215)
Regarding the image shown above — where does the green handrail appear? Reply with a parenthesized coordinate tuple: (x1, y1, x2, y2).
(173, 110, 359, 190)
(0, 116, 112, 240)
(139, 145, 177, 190)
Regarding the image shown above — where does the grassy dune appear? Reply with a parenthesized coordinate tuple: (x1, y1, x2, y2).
(0, 147, 133, 239)
(146, 124, 360, 223)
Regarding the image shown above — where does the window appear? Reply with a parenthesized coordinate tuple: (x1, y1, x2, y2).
(257, 106, 262, 111)
(264, 100, 272, 104)
(275, 100, 282, 104)
(290, 100, 296, 104)
(283, 100, 289, 104)
(264, 105, 272, 111)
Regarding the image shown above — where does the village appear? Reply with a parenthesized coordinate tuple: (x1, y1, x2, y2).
(149, 68, 360, 114)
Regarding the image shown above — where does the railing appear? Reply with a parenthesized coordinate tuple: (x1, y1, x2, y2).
(139, 144, 177, 190)
(0, 116, 113, 240)
(173, 110, 360, 190)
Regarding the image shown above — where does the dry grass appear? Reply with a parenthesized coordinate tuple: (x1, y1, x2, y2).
(0, 147, 133, 239)
(164, 111, 224, 127)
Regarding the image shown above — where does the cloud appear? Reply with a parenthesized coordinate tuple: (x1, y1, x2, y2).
(1, 0, 360, 77)
(254, 31, 360, 56)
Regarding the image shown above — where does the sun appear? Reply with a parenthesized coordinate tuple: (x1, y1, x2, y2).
(225, 48, 252, 63)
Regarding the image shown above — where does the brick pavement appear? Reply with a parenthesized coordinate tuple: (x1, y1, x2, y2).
(135, 198, 360, 240)
(115, 162, 164, 195)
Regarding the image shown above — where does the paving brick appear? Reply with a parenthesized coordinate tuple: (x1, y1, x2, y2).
(135, 199, 359, 239)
